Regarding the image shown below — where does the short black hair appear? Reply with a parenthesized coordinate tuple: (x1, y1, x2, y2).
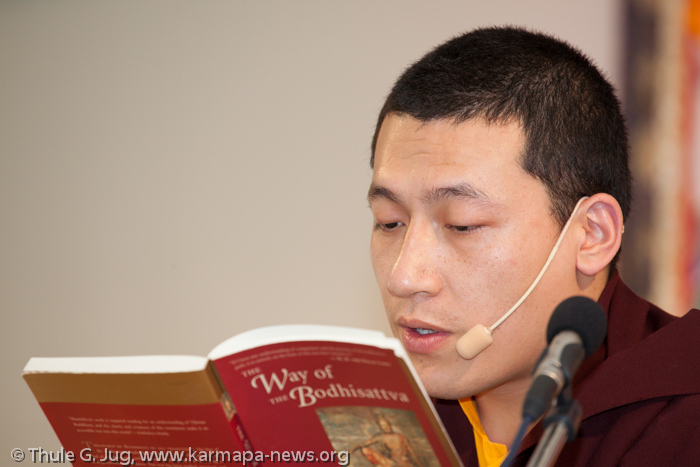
(371, 26, 631, 271)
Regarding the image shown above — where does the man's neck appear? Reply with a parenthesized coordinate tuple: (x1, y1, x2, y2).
(473, 377, 532, 446)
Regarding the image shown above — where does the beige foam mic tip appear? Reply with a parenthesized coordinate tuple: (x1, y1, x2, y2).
(456, 324, 493, 360)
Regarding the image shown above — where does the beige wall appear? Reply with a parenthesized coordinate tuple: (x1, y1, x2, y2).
(0, 0, 622, 454)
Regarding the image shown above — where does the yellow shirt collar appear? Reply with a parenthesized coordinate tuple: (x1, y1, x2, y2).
(459, 397, 508, 467)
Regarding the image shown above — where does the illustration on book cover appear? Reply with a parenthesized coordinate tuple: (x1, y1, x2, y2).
(317, 406, 439, 467)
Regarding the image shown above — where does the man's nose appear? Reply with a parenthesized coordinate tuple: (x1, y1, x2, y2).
(386, 221, 442, 298)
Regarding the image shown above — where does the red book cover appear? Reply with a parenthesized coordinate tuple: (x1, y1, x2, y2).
(23, 358, 248, 466)
(24, 326, 462, 466)
(208, 325, 461, 466)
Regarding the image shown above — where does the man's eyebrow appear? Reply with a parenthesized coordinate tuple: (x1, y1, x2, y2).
(367, 182, 496, 206)
(421, 183, 494, 205)
(367, 185, 400, 204)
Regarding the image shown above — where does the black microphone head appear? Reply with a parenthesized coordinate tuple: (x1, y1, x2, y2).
(547, 296, 607, 357)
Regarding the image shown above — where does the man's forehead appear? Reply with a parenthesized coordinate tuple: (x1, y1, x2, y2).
(373, 114, 525, 165)
(376, 113, 524, 142)
(369, 115, 533, 209)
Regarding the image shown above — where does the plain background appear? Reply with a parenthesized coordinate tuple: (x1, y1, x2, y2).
(1, 0, 623, 455)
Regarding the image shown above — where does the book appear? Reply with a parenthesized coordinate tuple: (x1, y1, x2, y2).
(23, 325, 463, 467)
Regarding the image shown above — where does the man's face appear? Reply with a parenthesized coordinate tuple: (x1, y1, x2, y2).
(369, 114, 581, 400)
(378, 419, 392, 433)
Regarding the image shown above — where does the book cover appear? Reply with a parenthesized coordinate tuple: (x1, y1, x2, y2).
(24, 325, 462, 466)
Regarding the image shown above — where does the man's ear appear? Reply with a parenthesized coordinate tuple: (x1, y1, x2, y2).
(575, 193, 624, 276)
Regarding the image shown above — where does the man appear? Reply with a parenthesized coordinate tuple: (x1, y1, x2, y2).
(368, 27, 700, 466)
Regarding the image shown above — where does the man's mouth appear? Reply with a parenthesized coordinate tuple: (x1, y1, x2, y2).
(399, 322, 451, 354)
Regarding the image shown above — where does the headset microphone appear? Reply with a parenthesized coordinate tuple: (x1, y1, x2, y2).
(456, 197, 589, 360)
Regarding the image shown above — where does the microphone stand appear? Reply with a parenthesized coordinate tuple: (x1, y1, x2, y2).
(525, 387, 582, 467)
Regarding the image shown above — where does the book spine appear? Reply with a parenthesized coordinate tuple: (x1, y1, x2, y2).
(209, 362, 259, 465)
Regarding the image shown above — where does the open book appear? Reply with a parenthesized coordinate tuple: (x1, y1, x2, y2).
(23, 325, 463, 466)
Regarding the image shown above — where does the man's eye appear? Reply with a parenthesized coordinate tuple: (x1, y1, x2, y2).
(375, 222, 404, 231)
(447, 224, 482, 233)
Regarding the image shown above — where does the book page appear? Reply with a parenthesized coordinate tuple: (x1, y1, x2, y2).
(208, 325, 392, 361)
(24, 355, 208, 374)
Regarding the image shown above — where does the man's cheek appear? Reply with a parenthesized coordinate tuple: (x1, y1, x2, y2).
(412, 363, 444, 395)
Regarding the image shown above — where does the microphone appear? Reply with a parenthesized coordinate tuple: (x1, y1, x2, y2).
(521, 296, 607, 421)
(456, 197, 589, 360)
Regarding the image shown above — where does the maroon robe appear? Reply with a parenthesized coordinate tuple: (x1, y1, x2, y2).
(434, 271, 700, 466)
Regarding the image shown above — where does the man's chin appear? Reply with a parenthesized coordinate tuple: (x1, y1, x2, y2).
(418, 369, 475, 400)
(425, 383, 473, 400)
